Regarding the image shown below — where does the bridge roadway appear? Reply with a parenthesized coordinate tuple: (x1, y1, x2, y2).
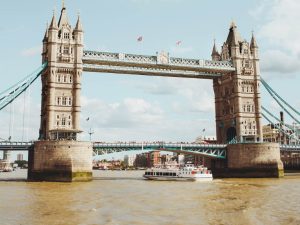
(1, 142, 300, 159)
(82, 50, 235, 79)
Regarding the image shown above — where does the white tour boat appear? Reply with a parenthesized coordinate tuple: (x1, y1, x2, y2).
(143, 164, 213, 181)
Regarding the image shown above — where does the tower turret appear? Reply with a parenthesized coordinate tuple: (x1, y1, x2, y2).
(49, 13, 58, 30)
(225, 21, 242, 58)
(58, 5, 70, 28)
(211, 39, 221, 61)
(250, 32, 259, 59)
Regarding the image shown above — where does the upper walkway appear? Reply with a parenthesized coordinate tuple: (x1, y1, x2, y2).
(82, 50, 235, 79)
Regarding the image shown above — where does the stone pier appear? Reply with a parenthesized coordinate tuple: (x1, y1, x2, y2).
(28, 141, 92, 182)
(212, 142, 284, 178)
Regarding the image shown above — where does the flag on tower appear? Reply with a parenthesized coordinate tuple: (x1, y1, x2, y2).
(137, 36, 143, 42)
(176, 40, 182, 46)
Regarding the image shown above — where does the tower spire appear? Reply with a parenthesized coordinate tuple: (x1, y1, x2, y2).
(250, 31, 258, 48)
(225, 20, 242, 56)
(58, 0, 69, 28)
(43, 22, 49, 41)
(211, 39, 220, 61)
(49, 11, 58, 29)
(75, 13, 83, 31)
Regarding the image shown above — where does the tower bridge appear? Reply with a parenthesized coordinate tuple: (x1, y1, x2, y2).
(2, 3, 300, 181)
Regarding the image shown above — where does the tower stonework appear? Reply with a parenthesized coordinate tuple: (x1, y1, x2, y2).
(213, 22, 262, 144)
(211, 23, 283, 178)
(28, 6, 92, 182)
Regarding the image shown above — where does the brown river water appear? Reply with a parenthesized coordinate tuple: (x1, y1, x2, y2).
(0, 170, 300, 225)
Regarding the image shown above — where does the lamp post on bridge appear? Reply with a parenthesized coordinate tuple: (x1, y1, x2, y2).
(86, 117, 94, 141)
(88, 128, 94, 142)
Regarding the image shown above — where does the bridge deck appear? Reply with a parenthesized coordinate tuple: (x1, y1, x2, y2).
(82, 50, 235, 79)
(1, 142, 299, 159)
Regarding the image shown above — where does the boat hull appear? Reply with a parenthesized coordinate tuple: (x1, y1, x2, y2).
(143, 175, 213, 181)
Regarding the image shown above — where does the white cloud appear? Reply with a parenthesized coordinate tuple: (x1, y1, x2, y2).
(258, 0, 300, 53)
(20, 46, 41, 57)
(253, 0, 300, 76)
(261, 50, 300, 75)
(79, 95, 213, 142)
(81, 97, 164, 129)
(134, 77, 214, 113)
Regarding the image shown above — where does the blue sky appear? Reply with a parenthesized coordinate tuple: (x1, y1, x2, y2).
(1, 0, 300, 159)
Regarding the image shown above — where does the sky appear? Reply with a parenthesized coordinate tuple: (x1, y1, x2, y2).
(0, 0, 300, 160)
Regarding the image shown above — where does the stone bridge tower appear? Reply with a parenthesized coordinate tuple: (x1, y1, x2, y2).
(40, 6, 83, 140)
(28, 5, 92, 182)
(212, 22, 263, 144)
(211, 22, 283, 178)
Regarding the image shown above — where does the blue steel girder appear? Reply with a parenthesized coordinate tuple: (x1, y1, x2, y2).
(82, 50, 235, 79)
(93, 143, 227, 159)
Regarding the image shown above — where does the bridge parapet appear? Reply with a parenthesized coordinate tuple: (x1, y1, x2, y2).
(0, 141, 34, 151)
(280, 144, 300, 151)
(82, 50, 235, 74)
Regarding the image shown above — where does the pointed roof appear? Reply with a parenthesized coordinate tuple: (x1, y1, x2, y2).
(58, 5, 69, 28)
(226, 20, 242, 47)
(49, 13, 58, 29)
(43, 23, 49, 41)
(211, 39, 220, 56)
(75, 14, 83, 31)
(250, 32, 258, 48)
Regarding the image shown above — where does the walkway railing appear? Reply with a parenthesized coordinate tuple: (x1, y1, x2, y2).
(82, 50, 235, 79)
(1, 141, 299, 156)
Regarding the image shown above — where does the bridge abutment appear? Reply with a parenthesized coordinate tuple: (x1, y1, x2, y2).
(212, 143, 284, 178)
(28, 141, 92, 182)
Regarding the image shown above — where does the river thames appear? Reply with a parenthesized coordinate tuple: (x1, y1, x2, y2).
(0, 170, 300, 225)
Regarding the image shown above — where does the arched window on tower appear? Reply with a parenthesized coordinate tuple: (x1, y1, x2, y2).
(64, 32, 70, 39)
(57, 97, 61, 105)
(68, 97, 72, 106)
(62, 97, 67, 106)
(62, 117, 66, 126)
(247, 105, 251, 112)
(63, 46, 69, 54)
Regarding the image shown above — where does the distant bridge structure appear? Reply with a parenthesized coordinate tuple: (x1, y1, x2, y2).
(1, 141, 300, 160)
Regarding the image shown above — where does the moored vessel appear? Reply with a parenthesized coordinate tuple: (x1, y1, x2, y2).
(143, 164, 213, 181)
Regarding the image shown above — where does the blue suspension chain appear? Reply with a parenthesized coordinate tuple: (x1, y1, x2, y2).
(261, 78, 300, 117)
(261, 79, 300, 124)
(0, 62, 47, 111)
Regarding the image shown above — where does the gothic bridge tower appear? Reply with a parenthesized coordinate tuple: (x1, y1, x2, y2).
(40, 5, 83, 140)
(28, 5, 92, 182)
(211, 22, 283, 178)
(212, 22, 262, 144)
